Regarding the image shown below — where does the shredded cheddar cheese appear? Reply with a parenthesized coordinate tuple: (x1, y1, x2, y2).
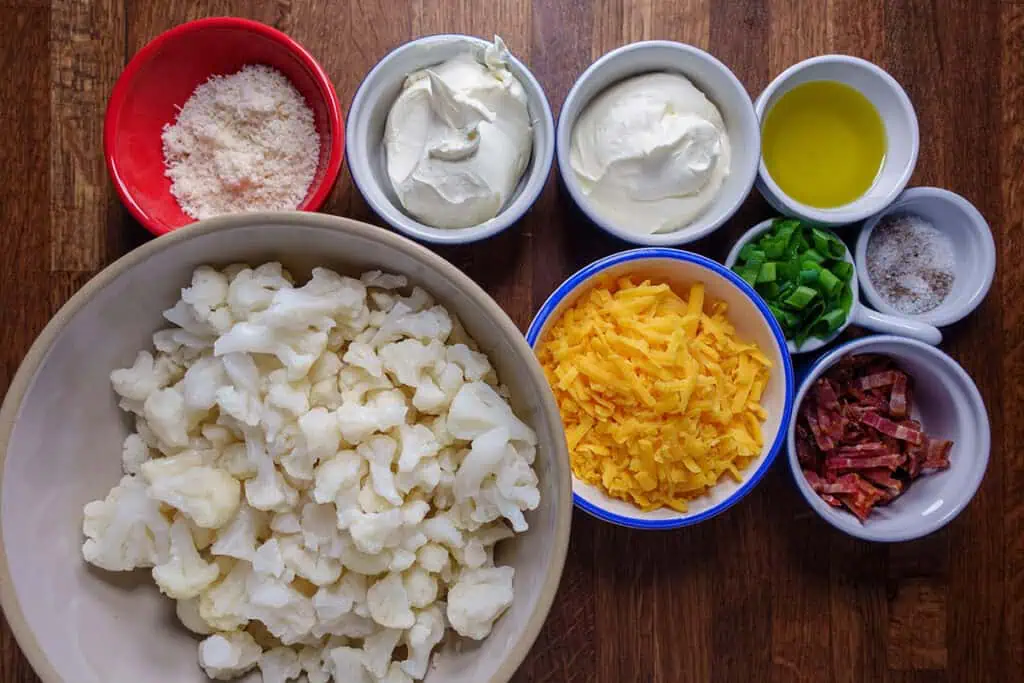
(537, 277, 772, 512)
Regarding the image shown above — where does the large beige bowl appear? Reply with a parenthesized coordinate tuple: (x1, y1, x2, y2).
(0, 213, 572, 683)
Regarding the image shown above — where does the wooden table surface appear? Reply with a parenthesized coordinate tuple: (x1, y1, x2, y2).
(1, 1, 1021, 682)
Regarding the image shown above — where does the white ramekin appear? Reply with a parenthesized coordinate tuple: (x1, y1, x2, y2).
(755, 55, 919, 227)
(855, 187, 996, 327)
(787, 336, 989, 542)
(346, 35, 555, 244)
(556, 41, 760, 247)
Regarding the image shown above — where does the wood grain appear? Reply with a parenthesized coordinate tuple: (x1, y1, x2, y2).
(1, 1, 1020, 682)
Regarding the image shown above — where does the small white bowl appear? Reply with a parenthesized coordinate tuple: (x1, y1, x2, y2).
(556, 41, 760, 246)
(527, 248, 795, 529)
(725, 219, 941, 353)
(346, 34, 555, 244)
(787, 336, 990, 542)
(855, 187, 996, 327)
(755, 55, 919, 227)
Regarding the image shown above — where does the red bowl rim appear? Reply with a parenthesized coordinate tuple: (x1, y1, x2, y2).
(104, 16, 345, 237)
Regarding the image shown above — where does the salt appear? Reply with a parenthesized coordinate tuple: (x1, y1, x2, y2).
(865, 213, 955, 315)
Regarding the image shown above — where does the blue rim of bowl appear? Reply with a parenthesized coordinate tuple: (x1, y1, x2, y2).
(784, 335, 991, 542)
(526, 247, 796, 529)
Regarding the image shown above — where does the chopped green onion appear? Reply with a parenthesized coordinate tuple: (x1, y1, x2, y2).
(732, 219, 853, 345)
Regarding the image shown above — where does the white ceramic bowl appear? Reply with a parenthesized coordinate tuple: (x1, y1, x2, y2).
(0, 213, 572, 683)
(725, 218, 942, 353)
(787, 336, 989, 542)
(346, 34, 555, 244)
(755, 55, 919, 227)
(526, 249, 795, 529)
(556, 41, 760, 246)
(855, 187, 996, 327)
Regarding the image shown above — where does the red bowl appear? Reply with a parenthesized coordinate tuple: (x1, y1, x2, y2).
(104, 17, 344, 236)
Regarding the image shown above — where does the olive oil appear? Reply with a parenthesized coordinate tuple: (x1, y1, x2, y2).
(762, 81, 886, 208)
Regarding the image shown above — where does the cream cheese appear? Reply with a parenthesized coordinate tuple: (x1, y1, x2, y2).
(570, 72, 731, 235)
(384, 37, 533, 229)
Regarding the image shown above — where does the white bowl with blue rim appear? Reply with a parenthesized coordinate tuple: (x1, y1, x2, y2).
(526, 248, 795, 529)
(787, 335, 989, 542)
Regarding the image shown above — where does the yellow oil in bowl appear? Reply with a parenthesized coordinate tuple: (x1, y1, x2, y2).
(761, 80, 886, 209)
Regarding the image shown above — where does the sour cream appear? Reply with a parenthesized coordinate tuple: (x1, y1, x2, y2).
(570, 72, 731, 235)
(384, 37, 533, 229)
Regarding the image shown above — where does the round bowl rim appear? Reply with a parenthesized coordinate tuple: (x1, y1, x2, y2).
(526, 247, 795, 529)
(753, 54, 920, 226)
(103, 17, 346, 237)
(345, 33, 555, 245)
(0, 211, 572, 683)
(555, 40, 760, 247)
(853, 186, 996, 327)
(785, 334, 990, 542)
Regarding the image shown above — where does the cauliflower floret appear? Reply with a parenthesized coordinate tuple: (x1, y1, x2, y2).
(447, 566, 514, 639)
(120, 433, 150, 475)
(143, 386, 190, 448)
(280, 534, 341, 586)
(245, 441, 299, 513)
(259, 646, 302, 683)
(267, 379, 311, 417)
(378, 339, 444, 387)
(199, 560, 251, 632)
(336, 389, 408, 444)
(396, 423, 440, 473)
(453, 426, 509, 502)
(299, 646, 331, 683)
(371, 303, 452, 347)
(152, 516, 220, 599)
(210, 504, 267, 561)
(446, 382, 536, 444)
(401, 605, 445, 679)
(362, 628, 402, 677)
(198, 631, 262, 680)
(110, 351, 172, 405)
(181, 266, 232, 332)
(271, 511, 302, 535)
(226, 262, 293, 318)
(403, 567, 438, 608)
(82, 474, 170, 571)
(411, 377, 448, 414)
(142, 452, 241, 529)
(343, 341, 384, 378)
(327, 646, 372, 683)
(175, 596, 213, 635)
(366, 572, 415, 629)
(360, 270, 407, 290)
(299, 407, 341, 460)
(313, 450, 365, 506)
(215, 323, 327, 381)
(445, 344, 492, 382)
(181, 356, 227, 413)
(252, 538, 292, 580)
(359, 435, 402, 506)
(416, 544, 450, 575)
(246, 571, 317, 644)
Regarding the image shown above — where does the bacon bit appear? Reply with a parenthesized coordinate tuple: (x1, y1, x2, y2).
(856, 370, 899, 391)
(860, 411, 924, 445)
(815, 378, 840, 409)
(805, 405, 835, 451)
(923, 439, 952, 470)
(826, 453, 904, 472)
(890, 373, 909, 417)
(797, 353, 953, 523)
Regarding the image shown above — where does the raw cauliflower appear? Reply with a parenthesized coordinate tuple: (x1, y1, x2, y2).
(82, 264, 540, 682)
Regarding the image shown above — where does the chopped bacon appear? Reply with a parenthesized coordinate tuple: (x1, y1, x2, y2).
(834, 442, 889, 458)
(797, 353, 953, 523)
(804, 405, 835, 451)
(889, 373, 909, 417)
(923, 439, 952, 470)
(856, 370, 900, 391)
(825, 453, 904, 472)
(815, 378, 840, 409)
(860, 411, 924, 445)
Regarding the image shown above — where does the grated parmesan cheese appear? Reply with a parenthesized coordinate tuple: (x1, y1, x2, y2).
(537, 277, 773, 512)
(162, 65, 320, 220)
